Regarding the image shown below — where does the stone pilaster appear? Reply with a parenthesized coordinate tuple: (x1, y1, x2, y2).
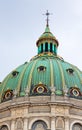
(50, 86, 56, 102)
(51, 117, 55, 130)
(65, 117, 69, 130)
(23, 107, 29, 130)
(11, 120, 15, 130)
(24, 118, 28, 130)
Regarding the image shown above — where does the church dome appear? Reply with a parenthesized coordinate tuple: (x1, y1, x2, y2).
(0, 24, 82, 102)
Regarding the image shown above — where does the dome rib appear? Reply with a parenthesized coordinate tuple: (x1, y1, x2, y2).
(16, 63, 29, 96)
(28, 60, 37, 90)
(49, 58, 54, 87)
(21, 61, 34, 92)
(59, 62, 70, 89)
(56, 60, 65, 90)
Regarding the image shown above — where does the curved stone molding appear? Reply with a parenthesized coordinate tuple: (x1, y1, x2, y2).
(70, 120, 82, 130)
(32, 120, 47, 130)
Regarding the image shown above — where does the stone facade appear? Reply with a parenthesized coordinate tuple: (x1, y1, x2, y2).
(0, 94, 82, 130)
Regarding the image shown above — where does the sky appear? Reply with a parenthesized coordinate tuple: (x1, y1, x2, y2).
(0, 0, 82, 81)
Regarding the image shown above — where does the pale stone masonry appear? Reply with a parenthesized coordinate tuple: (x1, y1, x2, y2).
(0, 95, 82, 130)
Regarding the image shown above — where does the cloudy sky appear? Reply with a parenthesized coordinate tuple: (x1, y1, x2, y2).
(0, 0, 82, 81)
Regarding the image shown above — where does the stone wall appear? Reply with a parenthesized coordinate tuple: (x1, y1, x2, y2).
(0, 96, 82, 130)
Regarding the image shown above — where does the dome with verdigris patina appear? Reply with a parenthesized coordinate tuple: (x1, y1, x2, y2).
(0, 24, 82, 103)
(36, 26, 59, 47)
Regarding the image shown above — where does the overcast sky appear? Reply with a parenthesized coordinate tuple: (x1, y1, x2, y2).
(0, 0, 82, 81)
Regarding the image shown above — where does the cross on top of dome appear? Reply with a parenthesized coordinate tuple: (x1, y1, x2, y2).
(43, 10, 52, 27)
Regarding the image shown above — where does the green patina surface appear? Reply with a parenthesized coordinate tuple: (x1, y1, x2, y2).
(0, 53, 82, 100)
(40, 26, 55, 38)
(36, 26, 59, 46)
(0, 25, 82, 101)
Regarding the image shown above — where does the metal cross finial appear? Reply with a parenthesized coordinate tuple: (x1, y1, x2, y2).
(43, 10, 52, 27)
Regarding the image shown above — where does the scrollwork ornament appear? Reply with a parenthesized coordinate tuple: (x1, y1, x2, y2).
(63, 88, 68, 96)
(13, 89, 18, 98)
(25, 87, 29, 96)
(50, 86, 56, 94)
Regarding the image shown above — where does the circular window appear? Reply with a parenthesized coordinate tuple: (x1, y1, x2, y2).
(3, 90, 13, 101)
(37, 86, 44, 93)
(72, 89, 79, 97)
(5, 91, 12, 99)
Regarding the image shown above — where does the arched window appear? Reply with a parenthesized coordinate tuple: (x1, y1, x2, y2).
(32, 120, 47, 130)
(41, 44, 43, 53)
(56, 117, 64, 130)
(73, 123, 82, 130)
(50, 43, 52, 52)
(45, 43, 48, 52)
(0, 125, 8, 130)
(54, 44, 57, 54)
(16, 118, 23, 130)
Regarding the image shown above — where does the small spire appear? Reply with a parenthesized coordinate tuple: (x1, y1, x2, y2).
(43, 10, 52, 27)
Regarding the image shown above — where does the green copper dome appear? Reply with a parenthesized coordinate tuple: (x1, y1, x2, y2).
(0, 24, 82, 102)
(36, 26, 59, 47)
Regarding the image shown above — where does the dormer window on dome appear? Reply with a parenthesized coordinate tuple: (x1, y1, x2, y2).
(32, 83, 49, 95)
(37, 66, 46, 72)
(68, 87, 81, 98)
(66, 68, 74, 75)
(12, 71, 19, 77)
(2, 90, 13, 102)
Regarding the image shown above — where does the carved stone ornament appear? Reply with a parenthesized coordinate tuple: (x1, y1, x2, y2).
(32, 120, 47, 130)
(25, 87, 29, 96)
(16, 118, 23, 130)
(35, 123, 44, 130)
(56, 106, 64, 114)
(13, 89, 18, 98)
(15, 109, 24, 116)
(63, 87, 68, 96)
(50, 86, 56, 94)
